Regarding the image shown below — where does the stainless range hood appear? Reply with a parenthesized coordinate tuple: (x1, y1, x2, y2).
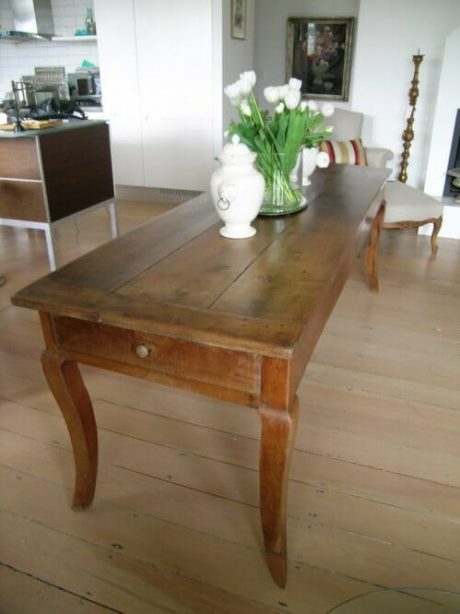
(0, 0, 55, 41)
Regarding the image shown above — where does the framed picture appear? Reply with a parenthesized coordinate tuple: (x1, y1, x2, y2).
(286, 17, 355, 101)
(231, 0, 246, 40)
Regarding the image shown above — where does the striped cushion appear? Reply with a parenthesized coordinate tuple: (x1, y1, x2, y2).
(319, 138, 368, 166)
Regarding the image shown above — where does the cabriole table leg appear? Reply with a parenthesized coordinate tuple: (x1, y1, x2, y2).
(41, 350, 98, 509)
(259, 397, 299, 587)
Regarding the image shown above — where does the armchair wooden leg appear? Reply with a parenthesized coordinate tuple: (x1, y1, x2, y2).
(367, 200, 386, 292)
(431, 216, 443, 256)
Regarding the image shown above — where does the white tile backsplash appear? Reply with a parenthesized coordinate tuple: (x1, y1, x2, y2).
(0, 0, 99, 100)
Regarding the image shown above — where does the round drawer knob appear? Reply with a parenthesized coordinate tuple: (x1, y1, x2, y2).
(135, 344, 151, 358)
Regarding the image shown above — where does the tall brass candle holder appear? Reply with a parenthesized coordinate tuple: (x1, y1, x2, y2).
(398, 52, 424, 183)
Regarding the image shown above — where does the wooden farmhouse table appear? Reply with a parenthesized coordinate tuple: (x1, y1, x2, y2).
(12, 164, 389, 587)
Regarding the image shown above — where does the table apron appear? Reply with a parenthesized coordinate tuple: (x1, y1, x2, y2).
(48, 314, 262, 407)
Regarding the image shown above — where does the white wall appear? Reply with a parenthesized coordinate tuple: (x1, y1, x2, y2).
(212, 0, 224, 158)
(0, 0, 99, 100)
(352, 0, 460, 189)
(253, 0, 460, 190)
(222, 0, 256, 141)
(424, 28, 460, 197)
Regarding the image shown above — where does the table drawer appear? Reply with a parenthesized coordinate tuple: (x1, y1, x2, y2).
(52, 316, 260, 395)
(0, 180, 47, 222)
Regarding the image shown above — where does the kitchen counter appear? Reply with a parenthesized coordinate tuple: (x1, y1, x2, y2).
(0, 119, 117, 269)
(0, 119, 107, 138)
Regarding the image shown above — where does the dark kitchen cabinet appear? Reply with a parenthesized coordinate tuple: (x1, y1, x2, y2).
(0, 121, 117, 269)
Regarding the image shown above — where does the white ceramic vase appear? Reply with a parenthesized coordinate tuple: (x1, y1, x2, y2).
(302, 147, 319, 187)
(289, 150, 302, 185)
(210, 139, 265, 239)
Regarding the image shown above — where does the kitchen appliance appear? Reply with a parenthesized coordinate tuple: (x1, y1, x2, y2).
(68, 72, 98, 97)
(12, 80, 37, 108)
(34, 66, 69, 100)
(0, 0, 54, 41)
(68, 71, 102, 108)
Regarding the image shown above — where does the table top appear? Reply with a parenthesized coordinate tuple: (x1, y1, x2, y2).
(12, 165, 388, 358)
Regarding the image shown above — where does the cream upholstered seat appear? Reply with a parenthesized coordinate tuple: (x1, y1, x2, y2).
(324, 108, 443, 254)
(383, 181, 444, 255)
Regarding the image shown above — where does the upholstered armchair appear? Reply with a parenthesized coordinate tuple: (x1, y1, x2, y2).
(322, 108, 443, 254)
(323, 108, 393, 169)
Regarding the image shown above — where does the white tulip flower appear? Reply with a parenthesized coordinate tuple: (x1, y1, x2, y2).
(224, 82, 239, 98)
(278, 85, 289, 99)
(275, 102, 285, 114)
(238, 78, 253, 96)
(224, 82, 241, 105)
(264, 86, 280, 104)
(306, 100, 318, 112)
(284, 89, 301, 110)
(321, 102, 335, 117)
(240, 99, 251, 116)
(288, 78, 302, 91)
(316, 151, 330, 168)
(324, 125, 334, 133)
(239, 70, 256, 87)
(299, 100, 308, 111)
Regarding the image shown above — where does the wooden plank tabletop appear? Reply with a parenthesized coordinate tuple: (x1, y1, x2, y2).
(12, 165, 389, 357)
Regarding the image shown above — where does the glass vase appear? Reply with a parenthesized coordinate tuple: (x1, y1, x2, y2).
(258, 150, 307, 216)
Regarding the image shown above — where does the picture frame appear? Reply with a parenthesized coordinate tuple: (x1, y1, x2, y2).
(286, 17, 355, 101)
(231, 0, 246, 40)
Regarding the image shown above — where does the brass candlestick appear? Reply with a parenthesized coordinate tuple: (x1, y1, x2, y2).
(398, 52, 424, 183)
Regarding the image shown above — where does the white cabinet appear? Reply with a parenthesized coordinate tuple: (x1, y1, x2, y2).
(94, 0, 144, 186)
(94, 0, 221, 191)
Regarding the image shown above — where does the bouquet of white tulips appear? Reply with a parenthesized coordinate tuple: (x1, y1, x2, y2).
(224, 70, 333, 212)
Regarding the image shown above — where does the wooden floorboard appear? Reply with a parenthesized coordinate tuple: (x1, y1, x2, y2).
(1, 198, 460, 613)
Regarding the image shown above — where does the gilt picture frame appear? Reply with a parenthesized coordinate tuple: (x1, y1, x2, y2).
(286, 17, 355, 101)
(231, 0, 246, 40)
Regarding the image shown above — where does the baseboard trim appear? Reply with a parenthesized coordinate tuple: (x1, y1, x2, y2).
(115, 185, 202, 204)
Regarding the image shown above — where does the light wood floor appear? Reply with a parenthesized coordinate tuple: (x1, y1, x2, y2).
(1, 200, 460, 614)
